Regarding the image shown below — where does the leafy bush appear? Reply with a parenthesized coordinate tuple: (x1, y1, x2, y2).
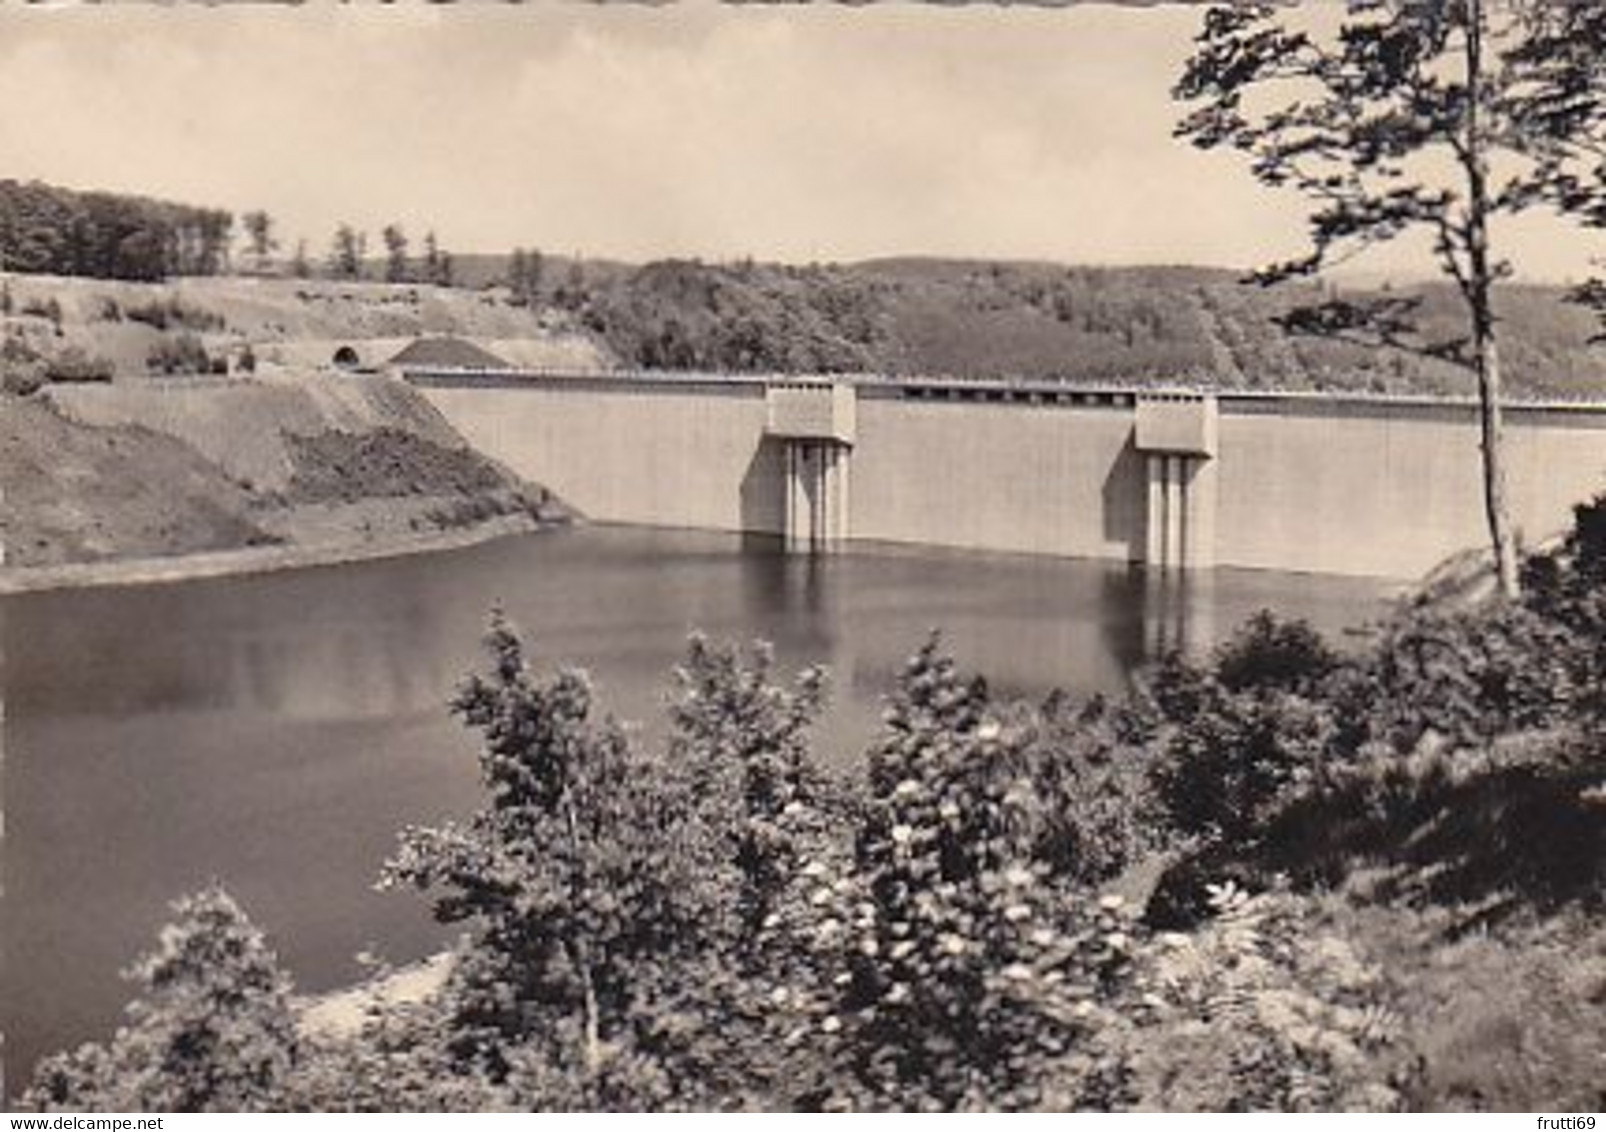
(1145, 617, 1345, 845)
(1353, 605, 1579, 752)
(43, 346, 115, 383)
(1030, 691, 1165, 884)
(1215, 610, 1340, 695)
(125, 296, 225, 333)
(146, 332, 215, 376)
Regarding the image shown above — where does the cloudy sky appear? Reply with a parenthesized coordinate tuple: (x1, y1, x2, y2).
(0, 2, 1595, 279)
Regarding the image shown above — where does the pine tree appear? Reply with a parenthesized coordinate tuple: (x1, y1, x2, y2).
(329, 225, 361, 280)
(423, 230, 442, 286)
(242, 210, 277, 273)
(382, 223, 410, 284)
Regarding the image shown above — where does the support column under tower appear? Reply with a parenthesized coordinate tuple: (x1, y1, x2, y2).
(767, 382, 857, 555)
(783, 439, 850, 552)
(1135, 395, 1218, 571)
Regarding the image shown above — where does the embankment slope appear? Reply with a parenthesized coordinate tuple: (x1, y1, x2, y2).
(1, 373, 569, 574)
(0, 396, 270, 566)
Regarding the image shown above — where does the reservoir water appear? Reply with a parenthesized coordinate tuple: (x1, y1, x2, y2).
(0, 526, 1396, 1094)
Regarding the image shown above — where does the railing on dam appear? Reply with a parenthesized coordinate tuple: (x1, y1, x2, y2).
(403, 364, 1147, 407)
(399, 363, 1606, 415)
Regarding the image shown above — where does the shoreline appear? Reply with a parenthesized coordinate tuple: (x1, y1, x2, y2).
(0, 512, 546, 596)
(298, 952, 458, 1041)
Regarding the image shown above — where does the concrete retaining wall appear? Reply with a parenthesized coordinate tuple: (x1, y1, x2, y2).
(418, 378, 785, 536)
(1216, 399, 1606, 576)
(851, 398, 1145, 560)
(412, 373, 1606, 579)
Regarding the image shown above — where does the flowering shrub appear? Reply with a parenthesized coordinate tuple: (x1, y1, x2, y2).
(667, 633, 834, 946)
(829, 638, 1117, 1110)
(655, 634, 847, 1108)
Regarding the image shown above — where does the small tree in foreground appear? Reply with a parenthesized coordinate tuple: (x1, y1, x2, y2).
(1175, 0, 1606, 598)
(381, 615, 736, 1107)
(653, 635, 848, 1106)
(668, 634, 833, 945)
(24, 886, 298, 1112)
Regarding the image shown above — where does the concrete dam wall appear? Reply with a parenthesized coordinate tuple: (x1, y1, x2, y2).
(411, 371, 1606, 580)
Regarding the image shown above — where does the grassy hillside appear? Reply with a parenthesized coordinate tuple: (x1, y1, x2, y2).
(43, 373, 472, 493)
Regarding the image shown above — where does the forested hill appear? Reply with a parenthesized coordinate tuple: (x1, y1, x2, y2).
(0, 179, 235, 282)
(5, 173, 1603, 396)
(537, 256, 1606, 399)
